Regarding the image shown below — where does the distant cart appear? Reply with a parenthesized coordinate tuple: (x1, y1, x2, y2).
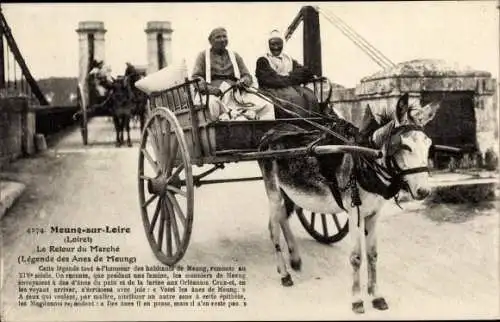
(76, 67, 147, 145)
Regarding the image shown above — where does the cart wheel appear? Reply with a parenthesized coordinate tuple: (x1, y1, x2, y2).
(138, 107, 194, 266)
(81, 109, 88, 145)
(296, 208, 349, 244)
(77, 85, 88, 145)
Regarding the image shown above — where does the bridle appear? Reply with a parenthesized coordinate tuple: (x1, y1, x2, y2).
(384, 124, 430, 178)
(355, 123, 431, 202)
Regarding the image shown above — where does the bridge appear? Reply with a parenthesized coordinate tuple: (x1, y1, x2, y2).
(0, 4, 498, 320)
(0, 5, 174, 162)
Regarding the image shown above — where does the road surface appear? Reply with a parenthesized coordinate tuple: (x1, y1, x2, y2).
(1, 118, 499, 321)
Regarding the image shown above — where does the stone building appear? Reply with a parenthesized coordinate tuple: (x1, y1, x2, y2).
(331, 59, 498, 169)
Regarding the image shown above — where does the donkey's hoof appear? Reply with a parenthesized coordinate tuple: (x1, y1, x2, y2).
(290, 258, 302, 271)
(127, 142, 132, 147)
(281, 274, 293, 287)
(372, 297, 388, 310)
(352, 301, 365, 314)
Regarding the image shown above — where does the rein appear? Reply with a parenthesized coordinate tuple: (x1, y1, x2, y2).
(249, 86, 353, 144)
(246, 83, 431, 224)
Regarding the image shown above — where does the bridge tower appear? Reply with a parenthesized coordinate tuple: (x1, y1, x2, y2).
(76, 21, 106, 85)
(145, 21, 173, 74)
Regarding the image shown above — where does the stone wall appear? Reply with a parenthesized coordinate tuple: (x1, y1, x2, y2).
(0, 97, 35, 170)
(329, 59, 498, 170)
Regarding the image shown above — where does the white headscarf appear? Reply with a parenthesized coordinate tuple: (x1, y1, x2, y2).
(265, 29, 294, 76)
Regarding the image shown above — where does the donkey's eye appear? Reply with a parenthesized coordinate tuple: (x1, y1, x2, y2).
(400, 144, 412, 152)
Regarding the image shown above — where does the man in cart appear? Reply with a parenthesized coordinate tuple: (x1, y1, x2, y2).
(191, 27, 275, 121)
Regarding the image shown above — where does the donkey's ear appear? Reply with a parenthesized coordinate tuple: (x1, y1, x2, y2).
(395, 93, 410, 124)
(410, 100, 441, 126)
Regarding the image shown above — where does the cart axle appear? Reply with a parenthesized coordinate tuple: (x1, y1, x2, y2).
(147, 176, 167, 195)
(147, 175, 183, 195)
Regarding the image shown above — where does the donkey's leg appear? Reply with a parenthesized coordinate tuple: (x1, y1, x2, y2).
(269, 193, 293, 286)
(138, 103, 146, 132)
(125, 115, 132, 147)
(366, 214, 388, 311)
(279, 195, 301, 271)
(119, 115, 125, 146)
(117, 116, 123, 147)
(350, 209, 364, 314)
(280, 219, 301, 271)
(113, 115, 121, 147)
(261, 163, 293, 286)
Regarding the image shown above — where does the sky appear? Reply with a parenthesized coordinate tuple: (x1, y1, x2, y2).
(2, 1, 499, 88)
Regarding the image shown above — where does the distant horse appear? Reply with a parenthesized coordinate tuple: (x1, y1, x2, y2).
(88, 65, 135, 147)
(258, 93, 440, 314)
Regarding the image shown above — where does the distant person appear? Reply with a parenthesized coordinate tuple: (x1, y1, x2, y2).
(255, 29, 321, 118)
(191, 27, 274, 120)
(123, 62, 142, 96)
(125, 62, 138, 76)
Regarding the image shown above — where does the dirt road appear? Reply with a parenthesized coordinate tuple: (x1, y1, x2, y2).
(1, 119, 498, 321)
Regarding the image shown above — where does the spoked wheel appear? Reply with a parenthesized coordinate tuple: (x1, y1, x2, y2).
(138, 107, 194, 266)
(296, 208, 349, 244)
(81, 108, 88, 146)
(77, 84, 88, 145)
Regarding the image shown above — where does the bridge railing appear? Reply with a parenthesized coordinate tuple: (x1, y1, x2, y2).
(0, 6, 48, 106)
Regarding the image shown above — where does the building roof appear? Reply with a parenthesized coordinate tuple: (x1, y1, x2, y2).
(361, 59, 491, 82)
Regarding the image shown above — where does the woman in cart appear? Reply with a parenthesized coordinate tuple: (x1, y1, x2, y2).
(255, 29, 322, 118)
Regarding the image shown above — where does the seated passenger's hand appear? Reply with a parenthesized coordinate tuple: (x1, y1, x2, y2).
(235, 79, 247, 89)
(237, 76, 252, 88)
(208, 87, 223, 97)
(201, 84, 222, 97)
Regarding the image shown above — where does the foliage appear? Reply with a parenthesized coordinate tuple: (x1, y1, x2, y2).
(37, 77, 78, 106)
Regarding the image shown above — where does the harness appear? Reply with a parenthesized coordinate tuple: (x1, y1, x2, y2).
(348, 124, 429, 226)
(253, 86, 430, 227)
(280, 121, 430, 227)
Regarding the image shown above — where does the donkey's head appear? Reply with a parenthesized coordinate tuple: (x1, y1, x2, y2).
(371, 93, 440, 200)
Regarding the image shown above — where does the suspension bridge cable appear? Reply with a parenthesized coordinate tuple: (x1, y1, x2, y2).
(319, 9, 390, 69)
(319, 12, 387, 69)
(318, 7, 396, 69)
(6, 45, 10, 88)
(0, 11, 48, 104)
(13, 54, 17, 89)
(319, 7, 395, 68)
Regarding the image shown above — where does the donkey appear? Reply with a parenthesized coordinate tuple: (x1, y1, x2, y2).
(258, 93, 439, 314)
(88, 65, 135, 147)
(108, 77, 134, 147)
(124, 68, 148, 132)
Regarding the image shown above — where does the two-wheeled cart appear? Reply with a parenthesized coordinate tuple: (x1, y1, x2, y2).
(137, 78, 381, 265)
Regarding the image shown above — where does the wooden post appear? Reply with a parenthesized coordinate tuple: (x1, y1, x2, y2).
(496, 0, 500, 115)
(302, 6, 322, 77)
(0, 6, 5, 89)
